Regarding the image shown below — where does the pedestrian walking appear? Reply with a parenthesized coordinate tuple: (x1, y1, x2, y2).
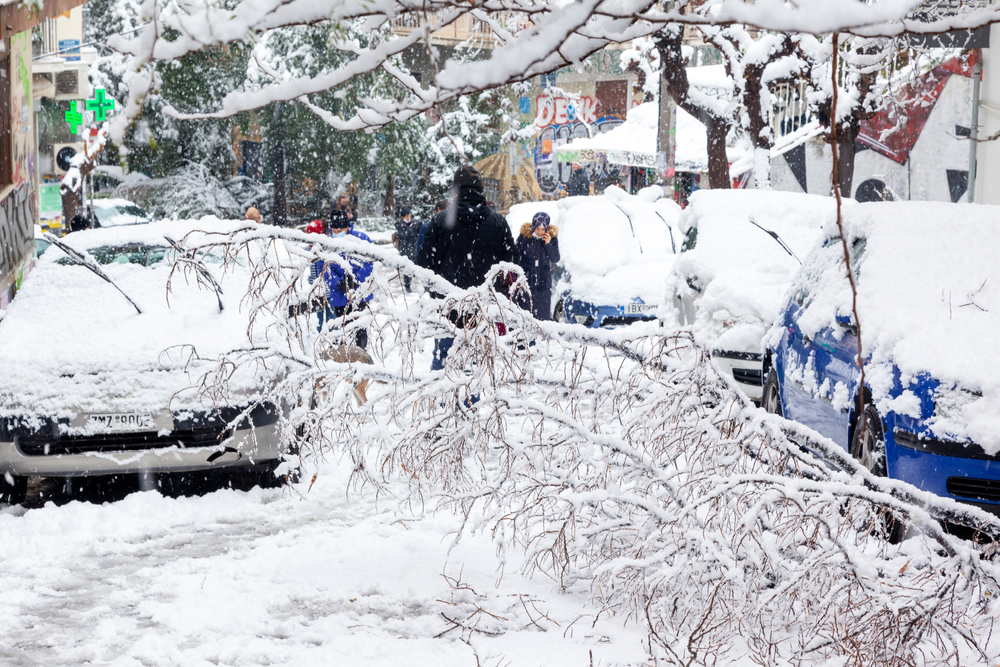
(516, 211, 560, 320)
(416, 199, 448, 257)
(394, 206, 421, 293)
(566, 162, 591, 196)
(416, 166, 518, 371)
(305, 218, 373, 405)
(309, 208, 374, 349)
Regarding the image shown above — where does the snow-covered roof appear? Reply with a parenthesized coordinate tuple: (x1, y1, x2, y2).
(554, 101, 711, 172)
(508, 186, 682, 305)
(671, 189, 839, 353)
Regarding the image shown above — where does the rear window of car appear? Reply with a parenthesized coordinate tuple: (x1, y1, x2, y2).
(57, 244, 169, 267)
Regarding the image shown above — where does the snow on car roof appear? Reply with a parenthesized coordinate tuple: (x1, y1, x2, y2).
(673, 189, 839, 352)
(91, 198, 143, 209)
(0, 218, 278, 418)
(790, 202, 1000, 447)
(509, 186, 682, 305)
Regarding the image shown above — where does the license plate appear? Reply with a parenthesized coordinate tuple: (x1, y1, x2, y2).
(624, 303, 657, 314)
(87, 413, 156, 432)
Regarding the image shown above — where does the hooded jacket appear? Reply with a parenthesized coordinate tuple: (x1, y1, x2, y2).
(516, 223, 560, 292)
(309, 225, 374, 308)
(415, 185, 518, 292)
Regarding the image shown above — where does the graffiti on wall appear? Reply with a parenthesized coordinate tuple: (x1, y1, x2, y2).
(533, 119, 624, 194)
(535, 96, 599, 127)
(0, 184, 38, 307)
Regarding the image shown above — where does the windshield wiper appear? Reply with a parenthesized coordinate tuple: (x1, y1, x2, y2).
(748, 216, 801, 264)
(612, 203, 643, 253)
(654, 211, 676, 253)
(164, 236, 224, 312)
(43, 232, 143, 314)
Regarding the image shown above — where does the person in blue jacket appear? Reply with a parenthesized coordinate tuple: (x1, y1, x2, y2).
(309, 208, 374, 348)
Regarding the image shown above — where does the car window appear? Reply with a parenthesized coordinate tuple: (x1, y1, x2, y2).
(681, 226, 697, 252)
(849, 237, 867, 280)
(57, 244, 169, 267)
(35, 239, 51, 257)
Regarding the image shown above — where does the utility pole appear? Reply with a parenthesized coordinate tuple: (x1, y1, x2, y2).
(969, 53, 982, 203)
(657, 48, 677, 202)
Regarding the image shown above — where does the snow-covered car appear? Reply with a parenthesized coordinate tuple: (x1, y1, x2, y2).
(0, 219, 286, 504)
(763, 202, 1000, 518)
(667, 190, 837, 401)
(90, 198, 152, 227)
(508, 185, 682, 326)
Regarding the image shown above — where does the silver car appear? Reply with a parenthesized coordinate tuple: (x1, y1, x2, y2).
(0, 219, 286, 503)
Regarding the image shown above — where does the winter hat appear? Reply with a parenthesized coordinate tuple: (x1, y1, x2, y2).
(330, 208, 351, 229)
(306, 220, 325, 235)
(531, 212, 551, 229)
(453, 165, 484, 193)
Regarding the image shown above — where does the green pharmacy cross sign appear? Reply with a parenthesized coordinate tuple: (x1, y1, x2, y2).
(64, 89, 116, 134)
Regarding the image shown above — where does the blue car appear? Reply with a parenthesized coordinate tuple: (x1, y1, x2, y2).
(763, 202, 1000, 521)
(507, 186, 681, 327)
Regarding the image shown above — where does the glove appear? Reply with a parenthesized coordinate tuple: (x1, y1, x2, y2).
(337, 272, 359, 294)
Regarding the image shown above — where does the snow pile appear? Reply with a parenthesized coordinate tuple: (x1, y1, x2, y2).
(783, 201, 1000, 450)
(511, 186, 681, 307)
(671, 189, 838, 353)
(0, 461, 648, 666)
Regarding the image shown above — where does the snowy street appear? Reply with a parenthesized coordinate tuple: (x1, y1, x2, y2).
(0, 461, 646, 667)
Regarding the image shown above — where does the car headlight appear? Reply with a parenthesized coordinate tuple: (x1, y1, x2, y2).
(933, 386, 982, 420)
(573, 314, 595, 326)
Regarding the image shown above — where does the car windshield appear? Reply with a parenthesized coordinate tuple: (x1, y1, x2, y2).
(57, 244, 169, 267)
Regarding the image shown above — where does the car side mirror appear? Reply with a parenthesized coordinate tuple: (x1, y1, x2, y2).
(835, 313, 857, 333)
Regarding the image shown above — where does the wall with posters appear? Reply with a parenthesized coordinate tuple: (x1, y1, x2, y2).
(0, 31, 37, 309)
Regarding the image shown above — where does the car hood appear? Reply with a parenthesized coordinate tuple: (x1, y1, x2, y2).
(0, 231, 279, 419)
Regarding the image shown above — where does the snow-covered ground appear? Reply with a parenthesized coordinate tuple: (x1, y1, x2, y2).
(0, 459, 647, 667)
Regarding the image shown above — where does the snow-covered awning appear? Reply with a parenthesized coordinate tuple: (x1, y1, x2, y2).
(553, 101, 709, 172)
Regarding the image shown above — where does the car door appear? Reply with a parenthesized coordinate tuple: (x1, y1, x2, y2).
(779, 239, 865, 451)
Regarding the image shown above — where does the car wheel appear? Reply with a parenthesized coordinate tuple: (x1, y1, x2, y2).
(0, 474, 27, 505)
(554, 300, 568, 323)
(762, 369, 782, 417)
(850, 403, 904, 543)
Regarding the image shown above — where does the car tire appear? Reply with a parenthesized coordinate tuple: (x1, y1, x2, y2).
(553, 300, 568, 324)
(850, 403, 905, 543)
(0, 474, 27, 505)
(762, 369, 783, 417)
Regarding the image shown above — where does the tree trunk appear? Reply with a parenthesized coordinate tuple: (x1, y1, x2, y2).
(835, 122, 860, 198)
(656, 28, 731, 190)
(271, 104, 287, 226)
(383, 174, 395, 217)
(705, 117, 731, 189)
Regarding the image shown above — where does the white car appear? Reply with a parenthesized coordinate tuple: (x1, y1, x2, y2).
(508, 185, 682, 326)
(0, 219, 286, 503)
(667, 190, 838, 401)
(90, 198, 151, 227)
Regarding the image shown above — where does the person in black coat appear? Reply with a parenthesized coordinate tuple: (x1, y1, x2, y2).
(416, 165, 519, 370)
(394, 206, 421, 292)
(515, 211, 560, 320)
(565, 162, 591, 196)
